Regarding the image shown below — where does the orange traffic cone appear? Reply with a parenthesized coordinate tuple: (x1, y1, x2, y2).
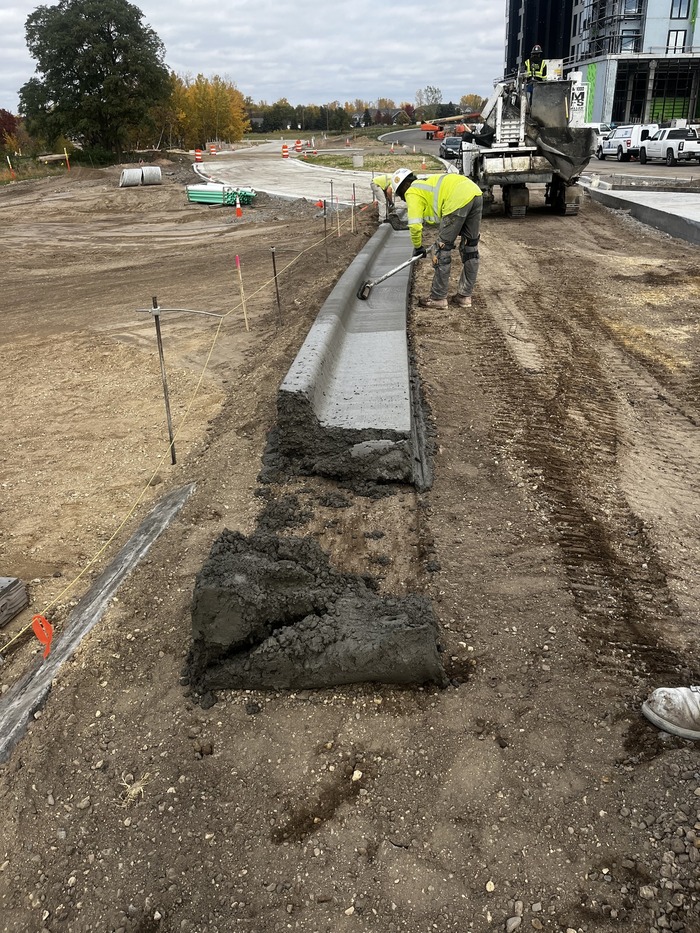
(390, 142, 395, 153)
(421, 156, 427, 170)
(235, 195, 242, 218)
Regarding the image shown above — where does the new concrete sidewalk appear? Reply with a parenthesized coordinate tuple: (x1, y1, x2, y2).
(580, 177, 700, 245)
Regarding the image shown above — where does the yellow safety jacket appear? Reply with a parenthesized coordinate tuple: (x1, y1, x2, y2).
(372, 174, 392, 191)
(405, 174, 482, 248)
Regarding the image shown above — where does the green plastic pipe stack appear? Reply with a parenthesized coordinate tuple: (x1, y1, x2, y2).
(186, 185, 256, 205)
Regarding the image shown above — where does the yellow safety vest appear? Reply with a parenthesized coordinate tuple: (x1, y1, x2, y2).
(405, 174, 482, 248)
(525, 58, 547, 80)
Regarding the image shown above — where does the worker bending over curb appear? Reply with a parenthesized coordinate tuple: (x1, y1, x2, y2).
(370, 174, 394, 221)
(391, 168, 483, 310)
(370, 174, 407, 230)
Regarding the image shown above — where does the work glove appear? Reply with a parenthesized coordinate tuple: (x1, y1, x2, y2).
(413, 246, 427, 259)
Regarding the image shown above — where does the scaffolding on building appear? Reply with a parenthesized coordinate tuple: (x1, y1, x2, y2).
(579, 0, 644, 57)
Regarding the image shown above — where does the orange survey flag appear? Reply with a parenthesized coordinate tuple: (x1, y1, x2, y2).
(32, 615, 53, 659)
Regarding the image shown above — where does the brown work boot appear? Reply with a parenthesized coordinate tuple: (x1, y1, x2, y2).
(450, 293, 472, 308)
(418, 296, 448, 309)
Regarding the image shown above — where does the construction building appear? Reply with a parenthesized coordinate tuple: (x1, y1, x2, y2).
(505, 0, 700, 124)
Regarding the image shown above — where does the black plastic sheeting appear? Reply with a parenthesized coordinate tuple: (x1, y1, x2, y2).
(526, 125, 598, 183)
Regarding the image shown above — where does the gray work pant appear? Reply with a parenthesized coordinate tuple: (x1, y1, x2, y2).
(429, 197, 483, 300)
(371, 182, 391, 221)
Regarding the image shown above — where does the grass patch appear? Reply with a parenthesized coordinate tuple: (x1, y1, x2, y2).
(1, 161, 70, 186)
(303, 152, 443, 173)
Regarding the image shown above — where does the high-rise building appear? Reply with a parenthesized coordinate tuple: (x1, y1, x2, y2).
(505, 0, 575, 76)
(505, 0, 700, 125)
(568, 0, 699, 124)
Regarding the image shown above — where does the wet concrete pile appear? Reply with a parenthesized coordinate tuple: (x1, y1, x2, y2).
(188, 530, 447, 693)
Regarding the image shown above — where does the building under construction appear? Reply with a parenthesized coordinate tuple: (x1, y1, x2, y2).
(505, 0, 700, 124)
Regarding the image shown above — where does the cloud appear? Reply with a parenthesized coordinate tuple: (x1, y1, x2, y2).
(0, 0, 504, 114)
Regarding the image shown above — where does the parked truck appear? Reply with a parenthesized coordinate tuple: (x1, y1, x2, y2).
(639, 125, 700, 165)
(459, 77, 596, 217)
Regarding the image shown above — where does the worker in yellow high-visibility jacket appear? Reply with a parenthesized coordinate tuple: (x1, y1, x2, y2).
(524, 44, 547, 81)
(370, 174, 394, 221)
(370, 174, 407, 229)
(391, 168, 483, 310)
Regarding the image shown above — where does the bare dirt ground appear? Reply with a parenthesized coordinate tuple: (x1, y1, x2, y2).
(1, 155, 700, 933)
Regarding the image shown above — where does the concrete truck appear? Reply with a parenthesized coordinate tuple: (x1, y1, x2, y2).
(459, 76, 597, 217)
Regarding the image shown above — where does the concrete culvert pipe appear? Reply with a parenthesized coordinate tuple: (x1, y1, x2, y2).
(141, 165, 162, 186)
(119, 168, 142, 188)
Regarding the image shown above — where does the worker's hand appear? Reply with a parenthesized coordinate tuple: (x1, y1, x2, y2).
(412, 246, 427, 259)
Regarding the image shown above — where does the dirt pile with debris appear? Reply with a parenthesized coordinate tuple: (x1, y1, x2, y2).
(1, 162, 700, 933)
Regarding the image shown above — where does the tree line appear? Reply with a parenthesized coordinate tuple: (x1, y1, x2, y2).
(4, 0, 487, 159)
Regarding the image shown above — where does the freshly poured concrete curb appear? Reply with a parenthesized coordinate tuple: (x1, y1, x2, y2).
(277, 223, 418, 484)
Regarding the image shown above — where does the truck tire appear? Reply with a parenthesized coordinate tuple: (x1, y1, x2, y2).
(639, 148, 647, 164)
(616, 147, 626, 162)
(597, 147, 605, 160)
(666, 148, 676, 166)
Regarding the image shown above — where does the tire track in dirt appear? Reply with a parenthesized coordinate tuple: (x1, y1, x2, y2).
(471, 205, 700, 687)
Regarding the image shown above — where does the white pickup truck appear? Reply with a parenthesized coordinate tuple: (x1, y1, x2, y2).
(639, 127, 700, 165)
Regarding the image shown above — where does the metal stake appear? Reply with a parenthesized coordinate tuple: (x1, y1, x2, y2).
(323, 201, 328, 261)
(152, 296, 176, 465)
(271, 247, 282, 325)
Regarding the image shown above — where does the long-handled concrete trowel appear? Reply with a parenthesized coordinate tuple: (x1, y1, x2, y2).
(356, 254, 422, 301)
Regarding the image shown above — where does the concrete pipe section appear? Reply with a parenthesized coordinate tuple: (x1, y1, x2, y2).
(118, 168, 142, 188)
(141, 165, 162, 186)
(275, 222, 425, 487)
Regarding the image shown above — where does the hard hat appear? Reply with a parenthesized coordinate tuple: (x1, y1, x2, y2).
(390, 168, 412, 192)
(532, 44, 542, 53)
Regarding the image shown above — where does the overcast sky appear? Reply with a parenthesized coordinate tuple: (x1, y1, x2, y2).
(1, 0, 505, 115)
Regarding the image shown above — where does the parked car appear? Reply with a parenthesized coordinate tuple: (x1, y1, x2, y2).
(597, 123, 659, 161)
(582, 122, 613, 140)
(439, 137, 462, 160)
(639, 126, 700, 165)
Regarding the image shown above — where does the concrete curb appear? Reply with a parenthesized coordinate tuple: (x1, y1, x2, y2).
(276, 224, 419, 486)
(582, 185, 700, 244)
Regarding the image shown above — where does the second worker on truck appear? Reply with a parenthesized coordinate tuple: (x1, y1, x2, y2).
(391, 168, 483, 310)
